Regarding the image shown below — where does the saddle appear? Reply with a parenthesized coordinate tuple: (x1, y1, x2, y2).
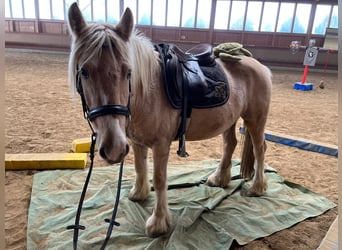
(155, 43, 229, 157)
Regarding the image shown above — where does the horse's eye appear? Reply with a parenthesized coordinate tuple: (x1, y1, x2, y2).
(81, 68, 89, 79)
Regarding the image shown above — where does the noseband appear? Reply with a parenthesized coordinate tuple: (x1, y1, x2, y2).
(67, 65, 131, 250)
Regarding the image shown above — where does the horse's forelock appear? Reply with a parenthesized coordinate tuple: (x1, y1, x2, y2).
(68, 23, 159, 104)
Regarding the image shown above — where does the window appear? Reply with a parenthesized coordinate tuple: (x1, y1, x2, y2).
(138, 0, 151, 25)
(78, 0, 92, 22)
(12, 0, 23, 18)
(260, 2, 279, 32)
(107, 0, 120, 24)
(5, 0, 12, 18)
(38, 0, 51, 19)
(276, 3, 295, 33)
(51, 0, 64, 20)
(245, 1, 262, 31)
(5, 0, 339, 38)
(312, 4, 331, 34)
(329, 5, 338, 29)
(196, 0, 211, 29)
(167, 0, 181, 27)
(214, 0, 230, 29)
(23, 0, 36, 19)
(152, 0, 166, 26)
(293, 3, 311, 33)
(229, 1, 246, 30)
(182, 0, 196, 28)
(93, 0, 106, 22)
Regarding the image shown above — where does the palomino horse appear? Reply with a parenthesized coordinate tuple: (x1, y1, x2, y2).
(68, 3, 272, 237)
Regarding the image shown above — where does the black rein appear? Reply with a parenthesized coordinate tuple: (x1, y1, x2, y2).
(66, 66, 131, 249)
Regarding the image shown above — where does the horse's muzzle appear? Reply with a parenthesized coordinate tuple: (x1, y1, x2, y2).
(99, 144, 129, 164)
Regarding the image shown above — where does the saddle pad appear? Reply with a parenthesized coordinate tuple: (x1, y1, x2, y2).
(194, 64, 229, 109)
(27, 160, 335, 249)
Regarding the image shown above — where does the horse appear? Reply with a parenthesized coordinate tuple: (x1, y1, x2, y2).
(68, 3, 272, 238)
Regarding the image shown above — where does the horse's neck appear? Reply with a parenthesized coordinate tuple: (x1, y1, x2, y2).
(130, 36, 161, 106)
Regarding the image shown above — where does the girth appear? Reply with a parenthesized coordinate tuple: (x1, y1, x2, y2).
(155, 43, 229, 157)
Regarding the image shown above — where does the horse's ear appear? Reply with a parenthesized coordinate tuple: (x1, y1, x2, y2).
(68, 2, 87, 37)
(115, 8, 134, 41)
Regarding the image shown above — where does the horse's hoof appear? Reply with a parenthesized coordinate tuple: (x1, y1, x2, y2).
(246, 189, 264, 197)
(128, 185, 150, 201)
(245, 181, 268, 197)
(206, 172, 230, 188)
(145, 212, 170, 237)
(240, 178, 267, 197)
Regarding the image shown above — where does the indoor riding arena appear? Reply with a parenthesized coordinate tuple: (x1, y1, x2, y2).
(5, 1, 338, 249)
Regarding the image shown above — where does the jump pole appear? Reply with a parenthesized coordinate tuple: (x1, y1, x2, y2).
(239, 127, 338, 157)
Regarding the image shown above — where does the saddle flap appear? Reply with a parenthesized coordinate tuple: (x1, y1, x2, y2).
(182, 60, 207, 96)
(165, 51, 184, 108)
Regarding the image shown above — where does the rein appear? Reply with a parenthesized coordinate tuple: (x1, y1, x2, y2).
(66, 66, 131, 249)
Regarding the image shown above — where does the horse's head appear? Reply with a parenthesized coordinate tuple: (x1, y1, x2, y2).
(68, 3, 134, 164)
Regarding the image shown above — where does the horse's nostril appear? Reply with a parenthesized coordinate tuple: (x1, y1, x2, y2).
(99, 147, 107, 160)
(99, 145, 128, 163)
(125, 144, 130, 155)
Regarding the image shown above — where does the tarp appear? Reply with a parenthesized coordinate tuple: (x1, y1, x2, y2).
(27, 160, 335, 249)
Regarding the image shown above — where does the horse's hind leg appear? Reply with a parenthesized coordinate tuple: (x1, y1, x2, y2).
(244, 121, 267, 196)
(128, 143, 150, 201)
(206, 123, 237, 187)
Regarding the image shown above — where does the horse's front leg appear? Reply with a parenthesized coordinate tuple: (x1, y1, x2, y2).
(145, 141, 171, 237)
(128, 143, 150, 201)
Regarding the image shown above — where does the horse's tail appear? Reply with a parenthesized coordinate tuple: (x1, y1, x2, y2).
(240, 127, 255, 179)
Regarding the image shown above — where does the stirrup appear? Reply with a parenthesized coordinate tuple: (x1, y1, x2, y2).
(177, 134, 189, 157)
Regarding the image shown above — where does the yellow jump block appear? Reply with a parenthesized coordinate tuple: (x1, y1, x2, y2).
(72, 138, 97, 153)
(5, 153, 87, 170)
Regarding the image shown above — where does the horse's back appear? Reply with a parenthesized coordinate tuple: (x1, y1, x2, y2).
(219, 56, 272, 99)
(219, 56, 272, 88)
(218, 56, 272, 121)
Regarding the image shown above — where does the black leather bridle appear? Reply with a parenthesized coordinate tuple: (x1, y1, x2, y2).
(67, 65, 131, 250)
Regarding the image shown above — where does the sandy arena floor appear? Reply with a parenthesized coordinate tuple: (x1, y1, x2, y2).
(5, 51, 338, 249)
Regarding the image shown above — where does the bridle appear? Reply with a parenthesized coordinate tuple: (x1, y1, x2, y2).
(67, 65, 131, 250)
(76, 65, 131, 124)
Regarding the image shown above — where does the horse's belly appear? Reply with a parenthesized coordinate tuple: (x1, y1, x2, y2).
(185, 108, 238, 141)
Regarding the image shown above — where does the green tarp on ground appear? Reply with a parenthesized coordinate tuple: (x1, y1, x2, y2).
(27, 160, 335, 249)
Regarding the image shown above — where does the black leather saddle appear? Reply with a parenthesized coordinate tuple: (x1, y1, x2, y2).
(155, 43, 229, 157)
(155, 43, 229, 110)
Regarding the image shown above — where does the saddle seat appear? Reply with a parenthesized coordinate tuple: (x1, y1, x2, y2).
(155, 43, 230, 157)
(173, 43, 215, 66)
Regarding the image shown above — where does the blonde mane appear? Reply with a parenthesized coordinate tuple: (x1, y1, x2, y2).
(68, 23, 160, 98)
